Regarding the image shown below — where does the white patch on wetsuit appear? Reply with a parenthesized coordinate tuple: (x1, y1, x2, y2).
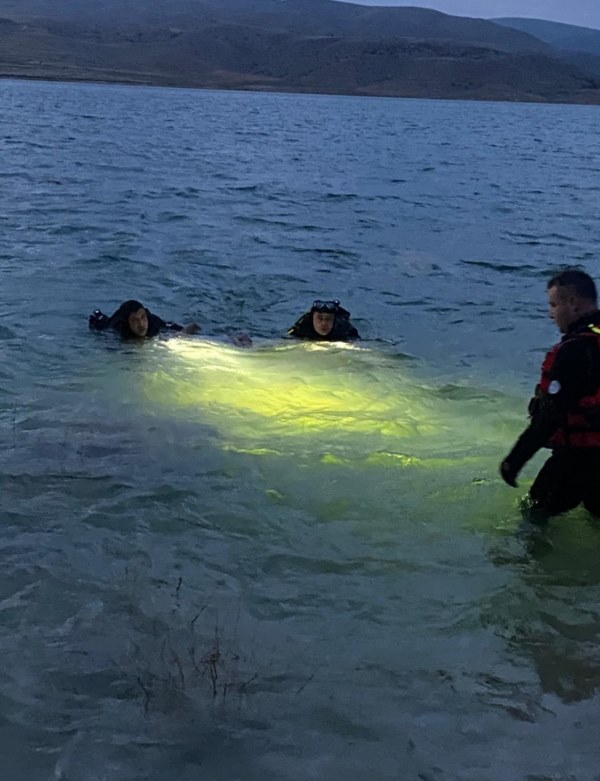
(548, 380, 561, 395)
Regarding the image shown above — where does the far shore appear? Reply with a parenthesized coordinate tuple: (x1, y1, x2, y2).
(3, 70, 600, 107)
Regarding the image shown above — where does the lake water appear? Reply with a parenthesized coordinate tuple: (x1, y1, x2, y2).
(2, 79, 600, 781)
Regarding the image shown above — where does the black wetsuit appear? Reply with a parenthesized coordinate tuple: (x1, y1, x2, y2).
(287, 308, 360, 342)
(502, 311, 600, 515)
(89, 300, 183, 339)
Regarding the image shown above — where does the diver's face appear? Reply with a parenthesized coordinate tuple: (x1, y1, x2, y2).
(313, 311, 335, 336)
(547, 285, 579, 334)
(128, 307, 149, 337)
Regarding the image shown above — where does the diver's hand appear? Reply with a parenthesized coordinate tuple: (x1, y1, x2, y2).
(500, 459, 519, 488)
(230, 332, 253, 348)
(182, 322, 201, 335)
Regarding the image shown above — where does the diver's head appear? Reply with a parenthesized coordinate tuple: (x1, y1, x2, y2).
(114, 299, 149, 338)
(311, 299, 339, 337)
(547, 268, 598, 333)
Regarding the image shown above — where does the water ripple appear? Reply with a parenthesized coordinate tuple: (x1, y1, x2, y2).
(1, 80, 600, 780)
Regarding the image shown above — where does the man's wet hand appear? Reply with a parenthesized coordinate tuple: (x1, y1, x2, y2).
(500, 460, 518, 488)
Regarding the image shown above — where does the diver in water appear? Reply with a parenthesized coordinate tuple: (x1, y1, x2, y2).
(287, 299, 360, 342)
(89, 300, 201, 339)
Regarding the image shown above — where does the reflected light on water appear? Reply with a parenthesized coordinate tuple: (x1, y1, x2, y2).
(144, 338, 511, 473)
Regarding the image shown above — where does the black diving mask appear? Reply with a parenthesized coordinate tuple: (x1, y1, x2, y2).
(312, 299, 340, 313)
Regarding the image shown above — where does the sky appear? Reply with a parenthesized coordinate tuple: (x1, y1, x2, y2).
(345, 1, 600, 29)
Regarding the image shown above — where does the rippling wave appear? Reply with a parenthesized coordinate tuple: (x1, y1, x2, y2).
(1, 80, 600, 780)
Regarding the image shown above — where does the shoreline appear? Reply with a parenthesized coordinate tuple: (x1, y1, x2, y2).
(3, 70, 600, 107)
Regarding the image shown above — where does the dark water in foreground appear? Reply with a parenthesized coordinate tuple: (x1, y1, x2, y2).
(1, 79, 600, 780)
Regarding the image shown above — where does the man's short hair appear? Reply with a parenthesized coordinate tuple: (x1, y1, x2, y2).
(548, 268, 597, 303)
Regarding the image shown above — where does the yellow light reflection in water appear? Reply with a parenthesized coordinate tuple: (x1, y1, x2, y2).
(144, 339, 516, 474)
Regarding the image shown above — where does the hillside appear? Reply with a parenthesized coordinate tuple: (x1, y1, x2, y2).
(1, 0, 599, 103)
(494, 17, 600, 55)
(0, 0, 554, 52)
(494, 16, 600, 77)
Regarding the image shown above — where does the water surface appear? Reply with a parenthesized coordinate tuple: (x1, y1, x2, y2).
(1, 80, 600, 780)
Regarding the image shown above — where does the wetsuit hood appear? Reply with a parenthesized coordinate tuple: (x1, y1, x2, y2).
(287, 304, 360, 341)
(108, 300, 152, 338)
(90, 301, 184, 339)
(89, 300, 163, 338)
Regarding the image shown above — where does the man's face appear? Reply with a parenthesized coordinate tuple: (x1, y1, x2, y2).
(547, 284, 579, 334)
(312, 311, 335, 337)
(128, 307, 149, 337)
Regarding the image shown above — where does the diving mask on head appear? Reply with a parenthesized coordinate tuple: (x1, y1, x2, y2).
(311, 299, 340, 314)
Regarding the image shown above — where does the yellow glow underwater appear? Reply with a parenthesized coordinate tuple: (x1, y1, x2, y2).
(144, 339, 516, 470)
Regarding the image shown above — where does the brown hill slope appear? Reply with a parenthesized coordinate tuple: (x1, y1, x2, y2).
(0, 0, 553, 52)
(0, 0, 599, 103)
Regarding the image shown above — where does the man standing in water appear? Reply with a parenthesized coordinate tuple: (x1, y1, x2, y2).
(500, 268, 600, 517)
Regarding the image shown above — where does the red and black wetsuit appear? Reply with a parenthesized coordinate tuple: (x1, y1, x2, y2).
(504, 310, 600, 515)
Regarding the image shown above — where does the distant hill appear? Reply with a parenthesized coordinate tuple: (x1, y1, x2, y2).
(494, 17, 600, 54)
(494, 16, 600, 76)
(1, 0, 599, 103)
(0, 0, 553, 52)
